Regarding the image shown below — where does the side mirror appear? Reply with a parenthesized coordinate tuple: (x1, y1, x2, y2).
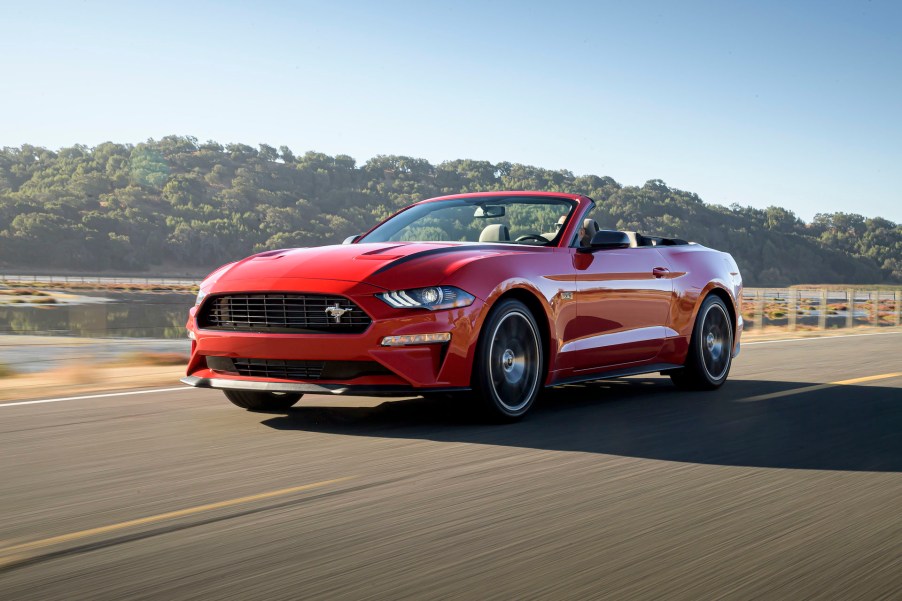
(578, 230, 630, 252)
(342, 235, 361, 245)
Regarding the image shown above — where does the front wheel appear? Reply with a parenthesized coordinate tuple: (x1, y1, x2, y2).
(472, 299, 544, 421)
(670, 295, 734, 390)
(223, 390, 302, 411)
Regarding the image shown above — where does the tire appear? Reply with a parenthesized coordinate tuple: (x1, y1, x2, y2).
(471, 299, 544, 421)
(223, 390, 302, 411)
(670, 295, 734, 390)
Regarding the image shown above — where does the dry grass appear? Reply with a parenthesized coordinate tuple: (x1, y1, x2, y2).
(787, 284, 902, 291)
(0, 288, 64, 305)
(5, 288, 51, 296)
(113, 352, 188, 367)
(742, 324, 902, 341)
(0, 364, 186, 402)
(51, 362, 102, 386)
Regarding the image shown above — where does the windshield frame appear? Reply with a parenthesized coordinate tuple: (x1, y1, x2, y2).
(357, 194, 580, 247)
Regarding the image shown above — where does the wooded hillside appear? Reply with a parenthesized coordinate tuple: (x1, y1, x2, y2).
(1, 136, 899, 286)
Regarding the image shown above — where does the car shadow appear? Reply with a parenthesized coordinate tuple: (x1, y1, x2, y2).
(260, 378, 902, 472)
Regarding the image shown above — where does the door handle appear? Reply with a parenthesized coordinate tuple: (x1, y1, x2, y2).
(652, 267, 670, 278)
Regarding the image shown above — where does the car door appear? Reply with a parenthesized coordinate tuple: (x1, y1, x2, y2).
(566, 244, 673, 370)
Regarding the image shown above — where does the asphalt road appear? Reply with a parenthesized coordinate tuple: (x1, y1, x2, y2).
(1, 333, 900, 600)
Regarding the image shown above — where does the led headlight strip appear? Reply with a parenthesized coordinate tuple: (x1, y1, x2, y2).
(377, 286, 475, 310)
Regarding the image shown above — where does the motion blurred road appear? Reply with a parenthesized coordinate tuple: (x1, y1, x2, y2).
(1, 334, 900, 600)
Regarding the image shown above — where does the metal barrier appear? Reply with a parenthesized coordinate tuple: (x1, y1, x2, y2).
(742, 288, 902, 331)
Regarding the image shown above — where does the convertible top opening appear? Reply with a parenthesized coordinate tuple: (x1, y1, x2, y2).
(622, 231, 690, 247)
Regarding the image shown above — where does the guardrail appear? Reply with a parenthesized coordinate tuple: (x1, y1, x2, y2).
(741, 288, 902, 331)
(0, 274, 201, 286)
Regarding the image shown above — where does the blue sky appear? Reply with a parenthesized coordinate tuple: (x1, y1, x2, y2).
(1, 0, 900, 221)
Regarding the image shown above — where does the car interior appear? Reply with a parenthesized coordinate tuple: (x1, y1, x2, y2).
(477, 211, 690, 249)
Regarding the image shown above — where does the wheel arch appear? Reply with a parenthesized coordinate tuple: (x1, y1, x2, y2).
(482, 287, 553, 386)
(705, 286, 738, 337)
(657, 281, 740, 369)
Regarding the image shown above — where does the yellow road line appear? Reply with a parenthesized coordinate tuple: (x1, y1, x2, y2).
(738, 372, 902, 403)
(0, 476, 354, 564)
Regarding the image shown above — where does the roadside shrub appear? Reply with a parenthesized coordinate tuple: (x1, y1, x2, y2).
(115, 352, 188, 366)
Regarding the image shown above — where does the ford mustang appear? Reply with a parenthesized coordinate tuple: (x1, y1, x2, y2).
(182, 191, 742, 420)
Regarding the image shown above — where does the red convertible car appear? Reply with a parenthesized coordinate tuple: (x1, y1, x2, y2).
(182, 192, 742, 420)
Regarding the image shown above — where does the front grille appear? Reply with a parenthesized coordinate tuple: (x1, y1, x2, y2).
(207, 356, 391, 381)
(198, 293, 371, 333)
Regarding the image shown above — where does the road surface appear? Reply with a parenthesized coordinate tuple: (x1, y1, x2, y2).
(1, 333, 900, 600)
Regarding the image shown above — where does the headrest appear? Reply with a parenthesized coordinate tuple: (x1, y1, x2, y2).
(479, 223, 510, 242)
(621, 231, 640, 248)
(583, 219, 599, 238)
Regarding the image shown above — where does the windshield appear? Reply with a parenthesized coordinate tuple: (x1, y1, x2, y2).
(359, 196, 576, 245)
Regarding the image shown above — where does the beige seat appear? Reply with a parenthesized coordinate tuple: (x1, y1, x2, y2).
(479, 223, 510, 242)
(579, 219, 599, 246)
(542, 215, 568, 241)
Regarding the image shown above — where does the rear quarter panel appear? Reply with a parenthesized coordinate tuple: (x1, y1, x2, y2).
(656, 244, 743, 364)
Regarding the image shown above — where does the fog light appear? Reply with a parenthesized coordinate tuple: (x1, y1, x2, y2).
(381, 332, 451, 346)
(187, 330, 196, 340)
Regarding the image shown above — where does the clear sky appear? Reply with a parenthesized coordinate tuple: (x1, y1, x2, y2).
(1, 0, 900, 222)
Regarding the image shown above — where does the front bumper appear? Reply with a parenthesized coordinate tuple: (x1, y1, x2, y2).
(185, 278, 485, 393)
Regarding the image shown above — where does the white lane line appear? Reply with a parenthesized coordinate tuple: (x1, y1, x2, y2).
(744, 331, 902, 346)
(0, 387, 188, 408)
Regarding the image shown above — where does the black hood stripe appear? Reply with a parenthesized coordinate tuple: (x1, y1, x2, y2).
(369, 244, 524, 277)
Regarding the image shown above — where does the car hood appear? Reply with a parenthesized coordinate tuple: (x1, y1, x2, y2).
(208, 242, 537, 291)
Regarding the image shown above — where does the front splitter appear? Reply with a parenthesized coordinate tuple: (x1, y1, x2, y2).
(180, 375, 468, 397)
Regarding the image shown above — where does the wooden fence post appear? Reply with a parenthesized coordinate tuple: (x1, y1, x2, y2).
(819, 289, 827, 330)
(787, 289, 797, 331)
(846, 289, 855, 328)
(870, 290, 878, 326)
(755, 290, 765, 331)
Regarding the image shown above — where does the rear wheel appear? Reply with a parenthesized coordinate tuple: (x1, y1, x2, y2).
(472, 299, 543, 421)
(670, 295, 733, 390)
(223, 390, 302, 411)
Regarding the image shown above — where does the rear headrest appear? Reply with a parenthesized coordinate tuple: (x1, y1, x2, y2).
(479, 223, 510, 242)
(621, 230, 640, 248)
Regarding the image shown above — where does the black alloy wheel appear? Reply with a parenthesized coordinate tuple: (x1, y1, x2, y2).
(670, 295, 734, 390)
(472, 299, 543, 420)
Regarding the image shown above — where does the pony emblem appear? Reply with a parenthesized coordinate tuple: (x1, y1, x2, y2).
(325, 304, 350, 323)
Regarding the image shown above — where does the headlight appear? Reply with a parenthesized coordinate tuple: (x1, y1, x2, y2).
(195, 289, 208, 306)
(377, 286, 475, 310)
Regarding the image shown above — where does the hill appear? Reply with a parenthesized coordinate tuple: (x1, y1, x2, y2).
(1, 136, 899, 286)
